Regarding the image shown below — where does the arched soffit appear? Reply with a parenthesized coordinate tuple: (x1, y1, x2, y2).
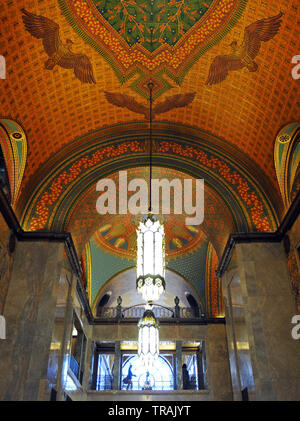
(88, 238, 222, 317)
(19, 123, 279, 239)
(0, 118, 27, 208)
(274, 122, 300, 212)
(91, 267, 206, 317)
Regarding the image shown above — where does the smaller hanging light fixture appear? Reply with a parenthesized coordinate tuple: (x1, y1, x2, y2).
(138, 305, 159, 370)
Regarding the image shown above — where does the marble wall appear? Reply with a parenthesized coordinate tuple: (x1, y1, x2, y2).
(286, 214, 300, 312)
(205, 324, 233, 401)
(0, 212, 14, 314)
(223, 241, 300, 401)
(0, 240, 65, 400)
(57, 277, 92, 401)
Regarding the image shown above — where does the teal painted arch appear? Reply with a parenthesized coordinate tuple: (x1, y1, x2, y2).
(19, 124, 279, 236)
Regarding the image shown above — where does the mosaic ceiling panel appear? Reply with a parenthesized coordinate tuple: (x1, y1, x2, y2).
(0, 0, 299, 198)
(59, 0, 247, 96)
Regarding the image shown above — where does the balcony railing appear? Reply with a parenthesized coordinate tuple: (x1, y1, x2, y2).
(96, 304, 202, 320)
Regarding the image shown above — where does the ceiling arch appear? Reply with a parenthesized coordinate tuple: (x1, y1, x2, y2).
(1, 1, 299, 200)
(18, 125, 280, 258)
(1, 0, 299, 321)
(91, 267, 205, 314)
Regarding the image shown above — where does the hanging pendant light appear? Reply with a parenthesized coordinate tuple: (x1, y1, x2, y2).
(136, 82, 166, 303)
(136, 214, 165, 302)
(138, 305, 159, 370)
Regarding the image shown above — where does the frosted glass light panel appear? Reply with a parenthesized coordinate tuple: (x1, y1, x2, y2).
(136, 215, 165, 302)
(138, 309, 159, 370)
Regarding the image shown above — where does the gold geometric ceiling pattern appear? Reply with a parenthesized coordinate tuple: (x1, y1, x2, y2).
(0, 0, 299, 210)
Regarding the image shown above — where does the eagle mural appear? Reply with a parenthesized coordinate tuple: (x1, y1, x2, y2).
(206, 12, 283, 85)
(104, 92, 196, 120)
(21, 8, 96, 84)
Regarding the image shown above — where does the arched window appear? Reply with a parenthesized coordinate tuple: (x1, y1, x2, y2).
(186, 293, 200, 317)
(0, 145, 11, 203)
(96, 293, 111, 317)
(121, 354, 174, 391)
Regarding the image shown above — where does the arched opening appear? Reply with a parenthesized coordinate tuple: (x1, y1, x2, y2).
(96, 293, 111, 317)
(0, 145, 11, 203)
(186, 293, 200, 318)
(121, 354, 174, 391)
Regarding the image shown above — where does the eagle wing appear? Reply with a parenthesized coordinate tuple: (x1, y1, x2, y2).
(242, 12, 283, 59)
(58, 53, 96, 84)
(104, 92, 149, 119)
(21, 8, 59, 56)
(154, 92, 196, 115)
(206, 55, 244, 85)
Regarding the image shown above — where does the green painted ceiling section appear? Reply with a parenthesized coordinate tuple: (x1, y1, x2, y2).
(90, 235, 209, 310)
(167, 238, 209, 311)
(90, 237, 135, 305)
(95, 0, 214, 51)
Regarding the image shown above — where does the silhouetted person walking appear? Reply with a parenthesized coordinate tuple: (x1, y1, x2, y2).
(123, 364, 136, 390)
(182, 364, 190, 389)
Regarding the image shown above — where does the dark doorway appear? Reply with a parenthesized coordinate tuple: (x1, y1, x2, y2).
(186, 293, 200, 318)
(96, 294, 111, 317)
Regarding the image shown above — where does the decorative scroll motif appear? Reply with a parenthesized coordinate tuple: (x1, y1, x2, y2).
(205, 241, 223, 317)
(274, 122, 300, 210)
(0, 119, 27, 207)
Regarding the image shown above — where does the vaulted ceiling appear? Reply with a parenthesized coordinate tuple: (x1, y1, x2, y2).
(1, 0, 299, 195)
(0, 0, 299, 315)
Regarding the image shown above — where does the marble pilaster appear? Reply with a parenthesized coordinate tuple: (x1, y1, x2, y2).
(223, 241, 300, 401)
(0, 240, 65, 401)
(206, 324, 233, 401)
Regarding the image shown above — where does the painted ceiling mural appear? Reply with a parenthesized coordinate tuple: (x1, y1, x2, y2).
(82, 228, 223, 317)
(1, 1, 298, 189)
(0, 1, 299, 319)
(59, 0, 248, 97)
(0, 120, 27, 208)
(274, 122, 300, 210)
(20, 134, 278, 244)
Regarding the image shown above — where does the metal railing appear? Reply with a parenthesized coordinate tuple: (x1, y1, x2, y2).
(122, 305, 174, 319)
(96, 374, 113, 391)
(96, 304, 202, 320)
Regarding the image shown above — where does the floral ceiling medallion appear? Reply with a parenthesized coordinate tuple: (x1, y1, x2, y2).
(59, 0, 247, 97)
